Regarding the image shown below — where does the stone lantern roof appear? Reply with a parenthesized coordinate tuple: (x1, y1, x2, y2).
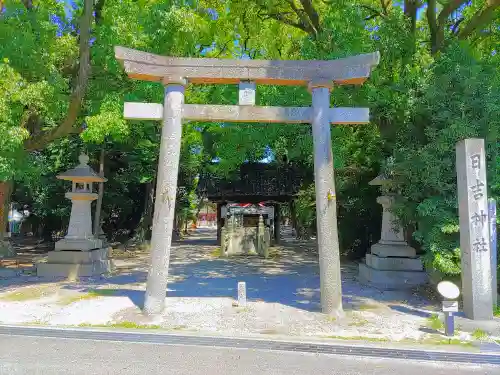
(56, 154, 107, 183)
(368, 173, 392, 186)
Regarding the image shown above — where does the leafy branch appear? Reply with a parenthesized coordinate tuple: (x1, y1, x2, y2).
(24, 0, 94, 151)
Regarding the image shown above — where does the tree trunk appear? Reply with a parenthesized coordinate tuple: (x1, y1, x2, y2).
(143, 181, 155, 240)
(172, 211, 180, 240)
(141, 182, 155, 241)
(129, 181, 155, 244)
(216, 203, 222, 245)
(0, 182, 13, 239)
(193, 199, 204, 227)
(289, 200, 298, 237)
(23, 0, 94, 151)
(93, 147, 105, 238)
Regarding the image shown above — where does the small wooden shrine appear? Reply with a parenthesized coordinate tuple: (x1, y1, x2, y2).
(221, 203, 272, 257)
(197, 162, 312, 245)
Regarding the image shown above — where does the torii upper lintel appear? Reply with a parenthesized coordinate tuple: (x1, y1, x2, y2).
(114, 46, 380, 86)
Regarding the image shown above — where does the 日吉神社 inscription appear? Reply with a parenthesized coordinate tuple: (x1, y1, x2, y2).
(115, 46, 380, 316)
(456, 138, 493, 320)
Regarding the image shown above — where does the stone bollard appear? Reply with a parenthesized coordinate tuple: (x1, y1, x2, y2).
(263, 229, 270, 259)
(237, 281, 247, 307)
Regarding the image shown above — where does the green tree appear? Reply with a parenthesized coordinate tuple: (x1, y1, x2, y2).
(0, 0, 94, 243)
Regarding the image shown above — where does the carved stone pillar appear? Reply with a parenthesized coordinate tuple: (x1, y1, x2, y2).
(144, 81, 186, 315)
(310, 81, 343, 316)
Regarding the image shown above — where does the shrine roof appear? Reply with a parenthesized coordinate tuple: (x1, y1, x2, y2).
(197, 162, 311, 202)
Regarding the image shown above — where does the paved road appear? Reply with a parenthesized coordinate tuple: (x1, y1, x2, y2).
(0, 335, 496, 375)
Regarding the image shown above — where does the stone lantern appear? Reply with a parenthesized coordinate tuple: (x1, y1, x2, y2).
(37, 154, 111, 278)
(358, 174, 427, 289)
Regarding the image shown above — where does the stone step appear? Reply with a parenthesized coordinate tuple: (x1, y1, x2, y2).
(47, 248, 110, 264)
(37, 260, 111, 278)
(365, 253, 424, 271)
(358, 263, 428, 290)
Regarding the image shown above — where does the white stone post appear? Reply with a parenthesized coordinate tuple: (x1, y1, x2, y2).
(456, 138, 493, 320)
(144, 82, 185, 315)
(310, 82, 343, 316)
(237, 281, 247, 307)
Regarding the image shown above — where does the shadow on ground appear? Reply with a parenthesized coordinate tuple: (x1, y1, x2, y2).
(1, 227, 435, 315)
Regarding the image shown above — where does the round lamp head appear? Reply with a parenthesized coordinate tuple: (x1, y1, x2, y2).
(437, 281, 460, 300)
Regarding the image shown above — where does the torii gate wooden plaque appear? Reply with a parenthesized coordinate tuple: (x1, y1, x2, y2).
(115, 46, 380, 316)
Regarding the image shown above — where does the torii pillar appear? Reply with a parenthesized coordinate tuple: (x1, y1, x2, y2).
(310, 81, 342, 314)
(144, 80, 186, 315)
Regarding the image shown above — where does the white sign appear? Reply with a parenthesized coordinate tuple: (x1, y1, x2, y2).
(442, 300, 459, 312)
(437, 281, 460, 300)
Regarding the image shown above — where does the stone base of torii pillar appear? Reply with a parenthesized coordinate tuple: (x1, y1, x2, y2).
(358, 195, 428, 290)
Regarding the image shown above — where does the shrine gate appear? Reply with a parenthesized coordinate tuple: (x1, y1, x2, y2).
(115, 46, 380, 316)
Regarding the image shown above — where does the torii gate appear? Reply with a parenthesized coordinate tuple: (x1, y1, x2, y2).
(115, 46, 380, 316)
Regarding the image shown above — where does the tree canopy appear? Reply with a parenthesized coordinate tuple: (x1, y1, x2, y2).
(0, 0, 498, 275)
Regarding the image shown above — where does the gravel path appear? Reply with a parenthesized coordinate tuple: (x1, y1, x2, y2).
(0, 227, 498, 342)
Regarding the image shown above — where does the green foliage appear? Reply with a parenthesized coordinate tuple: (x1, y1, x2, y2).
(494, 305, 500, 317)
(392, 44, 500, 275)
(294, 184, 317, 239)
(2, 0, 499, 273)
(13, 137, 82, 239)
(0, 63, 30, 180)
(0, 0, 81, 153)
(471, 328, 489, 341)
(427, 314, 444, 331)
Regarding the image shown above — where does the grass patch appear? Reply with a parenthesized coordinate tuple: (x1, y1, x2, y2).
(403, 337, 475, 348)
(78, 321, 161, 330)
(472, 328, 489, 341)
(26, 320, 45, 326)
(109, 321, 161, 329)
(57, 289, 118, 305)
(348, 319, 369, 327)
(327, 335, 389, 343)
(235, 307, 250, 313)
(259, 328, 280, 335)
(422, 337, 474, 347)
(325, 316, 337, 322)
(494, 305, 500, 317)
(267, 248, 281, 260)
(427, 314, 444, 331)
(138, 242, 151, 251)
(172, 325, 188, 330)
(210, 247, 222, 258)
(355, 303, 379, 311)
(0, 286, 54, 302)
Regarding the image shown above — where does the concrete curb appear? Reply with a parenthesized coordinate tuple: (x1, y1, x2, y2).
(0, 324, 499, 365)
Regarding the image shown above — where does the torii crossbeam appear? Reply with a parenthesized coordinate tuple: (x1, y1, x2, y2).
(115, 46, 380, 317)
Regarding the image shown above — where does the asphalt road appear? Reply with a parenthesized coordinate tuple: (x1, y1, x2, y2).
(0, 335, 497, 375)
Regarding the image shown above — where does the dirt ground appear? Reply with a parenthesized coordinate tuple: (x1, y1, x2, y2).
(0, 227, 498, 346)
